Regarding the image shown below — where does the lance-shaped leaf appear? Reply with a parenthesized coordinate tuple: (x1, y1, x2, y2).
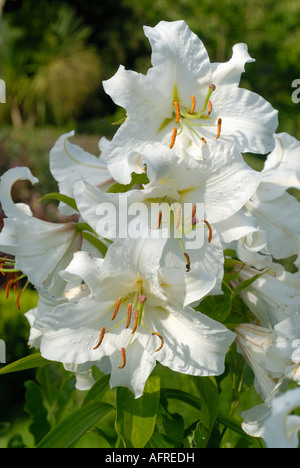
(115, 376, 160, 448)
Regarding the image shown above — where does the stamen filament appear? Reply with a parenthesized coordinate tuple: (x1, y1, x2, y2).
(152, 332, 164, 352)
(118, 347, 126, 369)
(93, 327, 106, 350)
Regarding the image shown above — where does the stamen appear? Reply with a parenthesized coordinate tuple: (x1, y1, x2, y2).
(5, 278, 14, 299)
(93, 327, 106, 350)
(16, 289, 23, 310)
(187, 204, 198, 230)
(169, 127, 178, 149)
(118, 347, 126, 369)
(201, 219, 213, 243)
(152, 332, 164, 352)
(184, 252, 191, 272)
(206, 100, 212, 117)
(201, 137, 207, 144)
(111, 297, 122, 321)
(0, 256, 8, 276)
(132, 308, 139, 334)
(157, 210, 162, 229)
(174, 101, 180, 123)
(13, 272, 19, 293)
(175, 204, 182, 230)
(216, 117, 222, 140)
(125, 303, 132, 329)
(190, 95, 196, 114)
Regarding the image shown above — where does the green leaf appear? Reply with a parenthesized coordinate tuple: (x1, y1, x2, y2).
(0, 353, 51, 375)
(115, 376, 160, 448)
(81, 231, 108, 256)
(35, 192, 78, 212)
(82, 374, 110, 406)
(36, 402, 114, 448)
(107, 172, 150, 193)
(162, 386, 255, 444)
(24, 380, 51, 445)
(163, 388, 201, 410)
(216, 411, 254, 443)
(232, 271, 265, 296)
(192, 376, 219, 447)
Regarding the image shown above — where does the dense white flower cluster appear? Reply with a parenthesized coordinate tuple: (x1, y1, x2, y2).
(0, 20, 299, 446)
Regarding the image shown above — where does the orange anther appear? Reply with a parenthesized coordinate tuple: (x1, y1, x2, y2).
(174, 101, 180, 123)
(126, 303, 132, 329)
(157, 210, 162, 229)
(175, 204, 182, 230)
(190, 95, 196, 114)
(93, 327, 106, 350)
(5, 278, 14, 299)
(201, 219, 213, 243)
(169, 127, 178, 149)
(152, 332, 164, 352)
(118, 347, 126, 369)
(111, 297, 122, 321)
(132, 308, 139, 334)
(201, 137, 207, 144)
(16, 289, 23, 310)
(216, 117, 222, 140)
(206, 100, 212, 117)
(184, 252, 191, 272)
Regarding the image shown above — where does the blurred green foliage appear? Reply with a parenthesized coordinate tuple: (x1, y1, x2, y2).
(0, 0, 299, 136)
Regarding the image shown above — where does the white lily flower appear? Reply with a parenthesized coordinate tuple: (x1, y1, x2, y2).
(74, 140, 260, 242)
(102, 20, 278, 184)
(240, 132, 300, 266)
(235, 313, 300, 401)
(35, 238, 235, 398)
(25, 284, 96, 391)
(74, 142, 260, 297)
(242, 388, 300, 448)
(237, 263, 300, 327)
(255, 132, 300, 201)
(243, 191, 300, 267)
(49, 130, 114, 215)
(0, 167, 102, 296)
